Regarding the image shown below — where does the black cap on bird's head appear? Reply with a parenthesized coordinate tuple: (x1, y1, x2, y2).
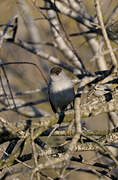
(50, 67, 62, 76)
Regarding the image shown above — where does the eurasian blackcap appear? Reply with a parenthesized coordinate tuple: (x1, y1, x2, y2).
(48, 66, 75, 115)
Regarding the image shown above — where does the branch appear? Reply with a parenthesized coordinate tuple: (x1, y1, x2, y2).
(95, 0, 117, 68)
(45, 1, 86, 74)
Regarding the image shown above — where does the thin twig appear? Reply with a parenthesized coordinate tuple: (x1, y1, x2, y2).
(31, 128, 40, 180)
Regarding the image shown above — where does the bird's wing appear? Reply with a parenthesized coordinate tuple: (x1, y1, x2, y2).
(48, 84, 57, 113)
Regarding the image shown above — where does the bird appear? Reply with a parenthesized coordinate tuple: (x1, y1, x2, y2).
(48, 66, 75, 123)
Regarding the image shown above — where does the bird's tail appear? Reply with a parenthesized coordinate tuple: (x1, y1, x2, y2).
(58, 112, 65, 124)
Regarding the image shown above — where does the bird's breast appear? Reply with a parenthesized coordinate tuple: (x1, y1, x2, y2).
(51, 80, 73, 93)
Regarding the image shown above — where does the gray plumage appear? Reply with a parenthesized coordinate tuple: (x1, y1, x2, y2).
(48, 67, 75, 113)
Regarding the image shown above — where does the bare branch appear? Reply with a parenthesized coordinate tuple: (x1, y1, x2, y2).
(95, 0, 117, 68)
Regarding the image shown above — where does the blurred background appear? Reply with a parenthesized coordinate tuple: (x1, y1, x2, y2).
(0, 0, 118, 179)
